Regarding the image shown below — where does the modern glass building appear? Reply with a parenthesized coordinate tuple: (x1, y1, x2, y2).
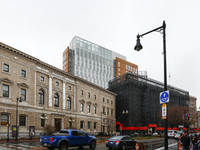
(63, 36, 126, 89)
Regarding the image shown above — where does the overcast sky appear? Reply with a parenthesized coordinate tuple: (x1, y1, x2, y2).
(1, 0, 199, 109)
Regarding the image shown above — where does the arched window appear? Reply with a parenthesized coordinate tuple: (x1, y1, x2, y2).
(1, 114, 9, 125)
(54, 93, 59, 107)
(67, 96, 71, 109)
(38, 89, 44, 105)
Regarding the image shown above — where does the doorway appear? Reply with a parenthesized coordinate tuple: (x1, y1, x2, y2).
(55, 118, 61, 131)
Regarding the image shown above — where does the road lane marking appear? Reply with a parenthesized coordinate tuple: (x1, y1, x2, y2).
(155, 143, 177, 150)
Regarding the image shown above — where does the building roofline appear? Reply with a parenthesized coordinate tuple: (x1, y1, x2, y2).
(72, 36, 126, 58)
(0, 42, 74, 78)
(109, 72, 189, 96)
(0, 41, 116, 96)
(190, 95, 197, 100)
(116, 57, 138, 67)
(74, 75, 117, 96)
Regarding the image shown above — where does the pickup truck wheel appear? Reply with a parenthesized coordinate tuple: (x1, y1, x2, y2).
(89, 140, 96, 149)
(59, 142, 68, 150)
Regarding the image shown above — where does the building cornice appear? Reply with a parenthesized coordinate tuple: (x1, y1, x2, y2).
(0, 42, 117, 96)
(0, 42, 74, 78)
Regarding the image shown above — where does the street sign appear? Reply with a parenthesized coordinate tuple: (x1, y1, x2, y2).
(160, 90, 169, 104)
(162, 103, 167, 119)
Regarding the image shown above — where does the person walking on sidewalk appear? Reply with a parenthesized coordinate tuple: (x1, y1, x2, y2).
(136, 142, 146, 150)
(181, 131, 191, 150)
(192, 134, 198, 150)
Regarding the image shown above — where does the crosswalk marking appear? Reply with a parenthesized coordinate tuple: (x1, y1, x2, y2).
(0, 142, 42, 150)
(155, 143, 177, 150)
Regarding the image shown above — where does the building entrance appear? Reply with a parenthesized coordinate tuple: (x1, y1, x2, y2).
(55, 119, 61, 131)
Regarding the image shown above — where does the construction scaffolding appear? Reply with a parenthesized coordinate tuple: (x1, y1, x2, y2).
(108, 72, 189, 133)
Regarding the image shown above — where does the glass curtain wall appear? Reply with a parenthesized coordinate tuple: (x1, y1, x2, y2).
(70, 36, 114, 89)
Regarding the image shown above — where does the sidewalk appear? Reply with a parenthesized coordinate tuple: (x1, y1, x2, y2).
(0, 138, 45, 150)
(0, 138, 40, 143)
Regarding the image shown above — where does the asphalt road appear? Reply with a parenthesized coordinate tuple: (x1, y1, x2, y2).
(0, 138, 178, 150)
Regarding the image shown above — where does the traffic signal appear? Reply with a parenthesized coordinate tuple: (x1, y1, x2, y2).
(7, 123, 10, 127)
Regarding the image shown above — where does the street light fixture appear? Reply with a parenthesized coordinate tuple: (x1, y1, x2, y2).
(40, 113, 48, 119)
(134, 21, 168, 150)
(122, 110, 128, 135)
(16, 97, 22, 142)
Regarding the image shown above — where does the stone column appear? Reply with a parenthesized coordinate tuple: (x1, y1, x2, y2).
(74, 85, 76, 112)
(49, 76, 52, 107)
(34, 72, 37, 105)
(63, 82, 66, 109)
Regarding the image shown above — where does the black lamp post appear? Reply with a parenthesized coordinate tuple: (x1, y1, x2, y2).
(101, 112, 103, 139)
(122, 110, 128, 135)
(16, 97, 22, 142)
(134, 21, 168, 150)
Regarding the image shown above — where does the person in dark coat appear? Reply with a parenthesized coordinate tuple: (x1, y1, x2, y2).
(192, 134, 198, 150)
(181, 131, 191, 150)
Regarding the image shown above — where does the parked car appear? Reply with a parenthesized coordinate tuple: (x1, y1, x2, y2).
(105, 135, 137, 150)
(174, 131, 182, 139)
(40, 129, 96, 150)
(134, 132, 139, 137)
(168, 130, 177, 138)
(153, 132, 158, 136)
(130, 133, 139, 137)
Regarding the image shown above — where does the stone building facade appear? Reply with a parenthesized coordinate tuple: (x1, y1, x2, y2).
(189, 96, 197, 129)
(0, 42, 116, 139)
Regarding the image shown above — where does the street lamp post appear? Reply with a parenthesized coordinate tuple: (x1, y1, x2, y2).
(16, 97, 22, 142)
(122, 110, 128, 135)
(134, 21, 168, 150)
(101, 112, 103, 139)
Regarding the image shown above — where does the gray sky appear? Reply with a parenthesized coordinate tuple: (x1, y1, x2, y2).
(1, 0, 199, 109)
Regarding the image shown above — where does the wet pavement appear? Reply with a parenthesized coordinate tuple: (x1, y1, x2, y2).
(0, 138, 178, 150)
(0, 141, 45, 150)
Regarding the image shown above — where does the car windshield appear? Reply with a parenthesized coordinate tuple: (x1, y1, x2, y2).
(110, 136, 123, 140)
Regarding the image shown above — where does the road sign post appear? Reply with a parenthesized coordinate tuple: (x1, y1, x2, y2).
(160, 91, 169, 104)
(160, 90, 169, 150)
(162, 103, 167, 119)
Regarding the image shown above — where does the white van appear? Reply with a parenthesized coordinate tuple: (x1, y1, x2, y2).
(168, 130, 177, 138)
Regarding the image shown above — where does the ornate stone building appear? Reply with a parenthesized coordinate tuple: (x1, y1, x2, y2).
(0, 42, 116, 139)
(189, 96, 197, 129)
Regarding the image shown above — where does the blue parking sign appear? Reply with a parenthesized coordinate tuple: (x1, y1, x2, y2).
(160, 91, 169, 104)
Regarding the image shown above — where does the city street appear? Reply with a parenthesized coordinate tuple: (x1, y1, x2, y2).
(0, 138, 178, 150)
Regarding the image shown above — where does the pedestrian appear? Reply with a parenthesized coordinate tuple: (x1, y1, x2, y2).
(136, 142, 146, 150)
(197, 135, 200, 150)
(181, 131, 191, 150)
(192, 134, 198, 150)
(179, 133, 183, 141)
(178, 133, 183, 150)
